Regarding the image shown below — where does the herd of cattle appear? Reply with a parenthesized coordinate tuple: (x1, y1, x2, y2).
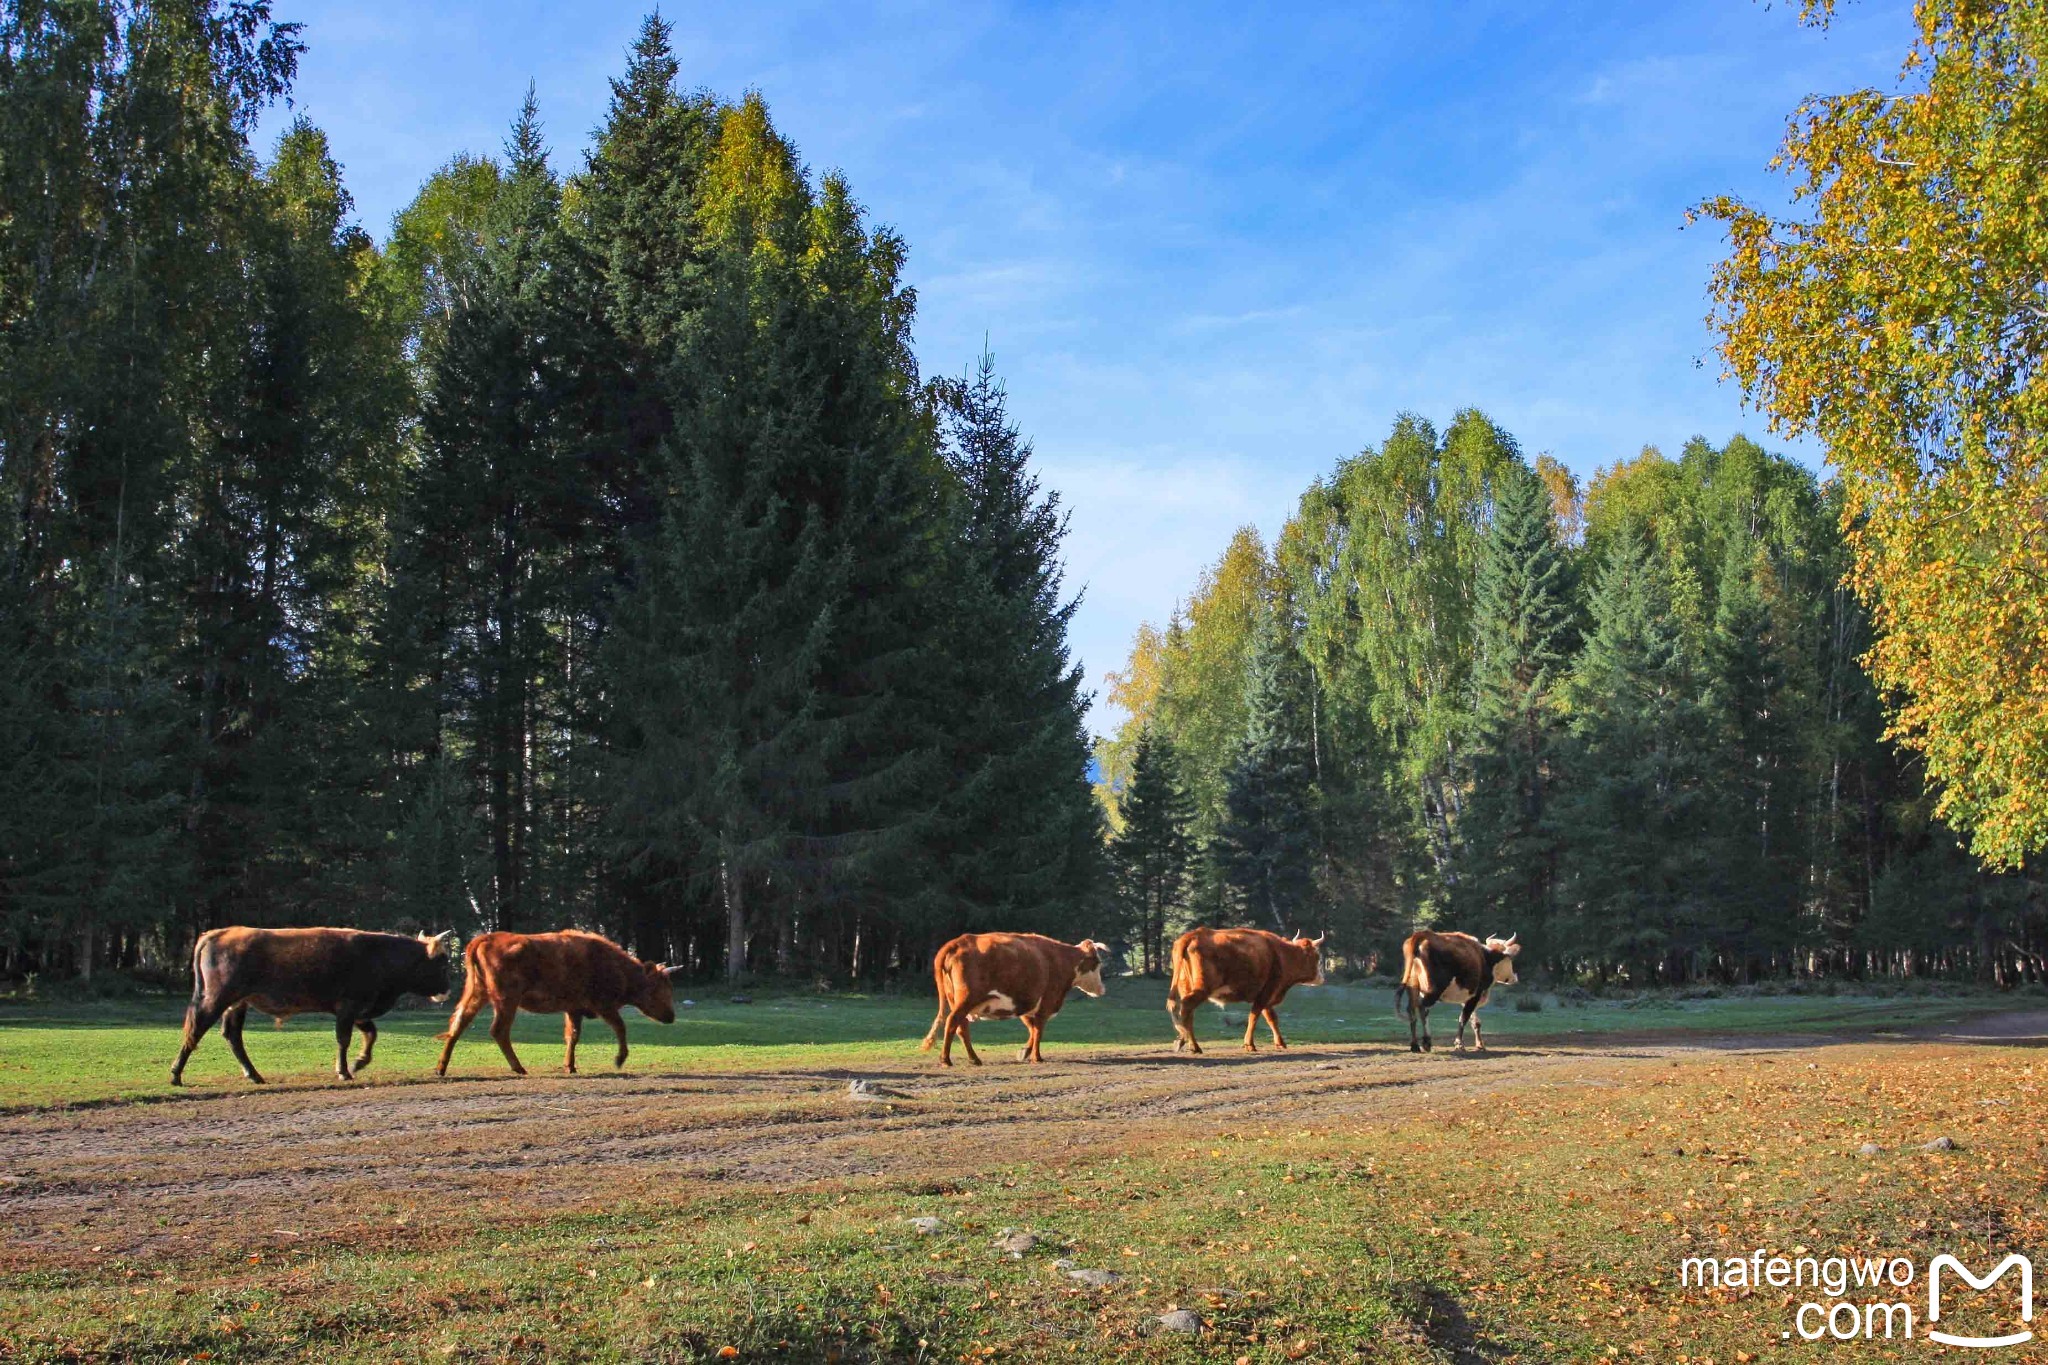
(167, 922, 1524, 1085)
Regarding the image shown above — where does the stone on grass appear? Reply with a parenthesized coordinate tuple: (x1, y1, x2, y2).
(904, 1216, 946, 1235)
(1857, 1142, 1883, 1157)
(1154, 1309, 1202, 1335)
(848, 1079, 911, 1102)
(1067, 1268, 1121, 1287)
(1921, 1136, 1959, 1152)
(994, 1229, 1038, 1258)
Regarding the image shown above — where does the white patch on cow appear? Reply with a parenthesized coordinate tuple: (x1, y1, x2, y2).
(1491, 957, 1518, 986)
(1209, 986, 1238, 1005)
(971, 991, 1018, 1020)
(1438, 981, 1474, 1005)
(1074, 964, 1106, 998)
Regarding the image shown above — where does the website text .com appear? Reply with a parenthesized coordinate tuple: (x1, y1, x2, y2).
(1679, 1251, 2035, 1346)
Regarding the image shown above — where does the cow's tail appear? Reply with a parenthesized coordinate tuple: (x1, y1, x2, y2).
(1165, 934, 1194, 1007)
(434, 939, 488, 1042)
(919, 945, 951, 1052)
(1393, 934, 1420, 1016)
(182, 931, 221, 1046)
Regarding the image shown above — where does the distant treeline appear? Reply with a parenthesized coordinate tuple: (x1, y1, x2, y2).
(0, 4, 1102, 982)
(1100, 417, 2048, 986)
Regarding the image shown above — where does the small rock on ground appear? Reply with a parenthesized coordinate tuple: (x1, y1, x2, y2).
(1858, 1142, 1883, 1157)
(1922, 1136, 1959, 1152)
(848, 1079, 911, 1102)
(1154, 1310, 1202, 1335)
(994, 1229, 1038, 1257)
(1067, 1268, 1121, 1287)
(904, 1216, 946, 1235)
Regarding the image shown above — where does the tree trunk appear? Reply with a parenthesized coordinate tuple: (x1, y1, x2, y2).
(723, 858, 746, 982)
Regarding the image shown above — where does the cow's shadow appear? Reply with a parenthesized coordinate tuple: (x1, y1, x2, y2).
(1393, 1281, 1516, 1363)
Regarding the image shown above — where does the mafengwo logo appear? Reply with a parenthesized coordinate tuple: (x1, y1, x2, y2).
(1678, 1250, 2034, 1346)
(1927, 1254, 2033, 1349)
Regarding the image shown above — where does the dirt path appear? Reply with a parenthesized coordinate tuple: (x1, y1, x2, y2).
(0, 1028, 2006, 1269)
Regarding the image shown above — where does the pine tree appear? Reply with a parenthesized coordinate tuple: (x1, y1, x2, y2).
(1700, 537, 1803, 971)
(1108, 726, 1194, 974)
(930, 352, 1104, 940)
(1456, 462, 1576, 948)
(1557, 533, 1713, 982)
(1212, 604, 1319, 931)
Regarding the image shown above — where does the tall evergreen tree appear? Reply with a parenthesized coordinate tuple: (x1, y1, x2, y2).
(1108, 726, 1194, 975)
(1212, 604, 1319, 931)
(1456, 462, 1576, 948)
(1557, 534, 1712, 981)
(930, 353, 1103, 940)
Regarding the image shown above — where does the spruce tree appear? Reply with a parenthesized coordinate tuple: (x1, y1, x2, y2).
(1557, 533, 1712, 982)
(1108, 726, 1195, 974)
(1212, 604, 1319, 930)
(1700, 537, 1802, 972)
(930, 353, 1104, 940)
(1456, 462, 1576, 948)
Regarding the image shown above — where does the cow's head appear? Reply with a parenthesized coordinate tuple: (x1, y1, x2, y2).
(415, 931, 457, 1001)
(637, 959, 679, 1023)
(1072, 940, 1108, 998)
(1484, 934, 1521, 986)
(1291, 931, 1328, 986)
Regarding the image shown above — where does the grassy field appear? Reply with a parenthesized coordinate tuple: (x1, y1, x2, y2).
(0, 978, 2015, 1109)
(2, 985, 2044, 1363)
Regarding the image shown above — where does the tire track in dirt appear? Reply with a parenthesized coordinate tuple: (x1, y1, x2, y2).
(0, 1030, 1929, 1266)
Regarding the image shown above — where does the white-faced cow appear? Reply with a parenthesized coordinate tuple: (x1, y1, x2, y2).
(170, 926, 457, 1085)
(1395, 930, 1521, 1053)
(1166, 927, 1325, 1054)
(919, 933, 1107, 1066)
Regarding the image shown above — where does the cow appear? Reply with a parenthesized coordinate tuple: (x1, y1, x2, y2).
(170, 926, 457, 1086)
(1394, 930, 1521, 1053)
(434, 930, 678, 1076)
(919, 933, 1108, 1066)
(1166, 927, 1326, 1054)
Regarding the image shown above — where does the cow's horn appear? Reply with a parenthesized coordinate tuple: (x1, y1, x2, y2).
(426, 929, 455, 957)
(1311, 932, 1326, 947)
(1506, 932, 1518, 944)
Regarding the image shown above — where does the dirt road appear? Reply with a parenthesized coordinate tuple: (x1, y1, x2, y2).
(14, 1020, 2022, 1271)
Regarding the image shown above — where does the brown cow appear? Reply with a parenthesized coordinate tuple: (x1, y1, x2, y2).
(1394, 930, 1521, 1052)
(919, 933, 1107, 1066)
(434, 930, 677, 1076)
(170, 926, 457, 1085)
(1166, 927, 1325, 1054)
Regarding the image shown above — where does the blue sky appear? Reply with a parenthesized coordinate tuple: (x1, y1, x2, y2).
(258, 0, 1915, 730)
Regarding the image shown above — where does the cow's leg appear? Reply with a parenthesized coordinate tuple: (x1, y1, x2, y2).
(1170, 991, 1206, 1055)
(1241, 1004, 1260, 1052)
(352, 1019, 378, 1073)
(1260, 1007, 1288, 1050)
(1417, 991, 1445, 1052)
(490, 1004, 527, 1075)
(941, 1004, 981, 1066)
(172, 997, 229, 1086)
(563, 1013, 581, 1073)
(219, 1004, 265, 1085)
(1466, 1005, 1485, 1052)
(435, 999, 482, 1076)
(332, 1015, 357, 1081)
(599, 1008, 629, 1069)
(1020, 1015, 1045, 1063)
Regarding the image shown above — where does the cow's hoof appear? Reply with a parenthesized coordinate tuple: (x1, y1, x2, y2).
(247, 1072, 267, 1084)
(169, 1074, 183, 1087)
(1408, 1044, 1421, 1054)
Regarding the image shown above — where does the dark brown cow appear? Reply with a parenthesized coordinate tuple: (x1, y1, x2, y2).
(919, 933, 1107, 1066)
(170, 926, 456, 1085)
(434, 930, 677, 1075)
(1395, 930, 1521, 1052)
(1166, 927, 1325, 1054)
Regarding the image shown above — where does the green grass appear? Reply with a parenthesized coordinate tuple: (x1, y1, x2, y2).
(5, 1033, 2044, 1361)
(0, 978, 2018, 1109)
